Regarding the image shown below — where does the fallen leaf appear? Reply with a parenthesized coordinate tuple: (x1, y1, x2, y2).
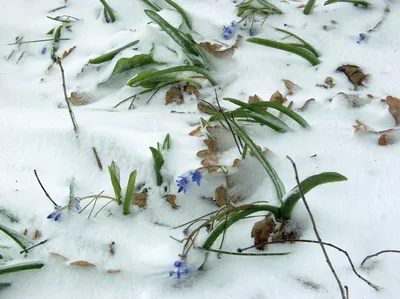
(324, 76, 335, 88)
(164, 194, 178, 209)
(165, 87, 184, 105)
(199, 36, 241, 58)
(352, 120, 393, 134)
(270, 90, 286, 104)
(367, 94, 374, 99)
(33, 230, 41, 240)
(197, 102, 221, 114)
(251, 216, 275, 250)
(23, 229, 27, 236)
(283, 79, 301, 95)
(49, 252, 68, 261)
(214, 186, 228, 207)
(189, 126, 201, 136)
(386, 96, 400, 125)
(106, 269, 121, 274)
(248, 94, 262, 104)
(69, 91, 93, 106)
(132, 192, 147, 208)
(297, 4, 306, 8)
(336, 64, 368, 88)
(70, 261, 96, 267)
(298, 98, 315, 111)
(196, 149, 212, 158)
(378, 134, 389, 146)
(204, 139, 218, 154)
(201, 157, 218, 167)
(183, 85, 200, 98)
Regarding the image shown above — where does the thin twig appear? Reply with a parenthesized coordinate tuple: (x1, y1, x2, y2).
(113, 94, 136, 108)
(34, 170, 58, 206)
(79, 191, 105, 214)
(57, 59, 79, 136)
(238, 239, 380, 291)
(7, 38, 70, 45)
(199, 246, 290, 257)
(361, 250, 400, 267)
(146, 88, 160, 104)
(93, 199, 114, 217)
(92, 147, 103, 170)
(287, 156, 347, 299)
(20, 239, 48, 254)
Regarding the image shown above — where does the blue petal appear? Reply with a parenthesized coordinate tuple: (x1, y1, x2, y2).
(54, 213, 61, 221)
(174, 261, 183, 268)
(190, 171, 202, 186)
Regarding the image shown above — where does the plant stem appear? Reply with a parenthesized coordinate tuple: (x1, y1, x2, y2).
(34, 170, 58, 206)
(361, 250, 400, 267)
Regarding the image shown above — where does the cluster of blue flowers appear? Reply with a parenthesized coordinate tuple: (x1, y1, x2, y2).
(47, 197, 81, 221)
(223, 21, 237, 40)
(169, 260, 190, 279)
(176, 170, 202, 193)
(357, 33, 367, 44)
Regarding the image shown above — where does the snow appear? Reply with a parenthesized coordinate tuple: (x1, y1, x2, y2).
(1, 0, 400, 298)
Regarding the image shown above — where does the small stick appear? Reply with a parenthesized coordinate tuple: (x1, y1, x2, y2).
(361, 250, 400, 267)
(34, 170, 58, 206)
(92, 147, 103, 170)
(287, 156, 347, 299)
(7, 38, 70, 45)
(20, 239, 48, 254)
(79, 191, 104, 214)
(113, 94, 136, 108)
(57, 59, 79, 136)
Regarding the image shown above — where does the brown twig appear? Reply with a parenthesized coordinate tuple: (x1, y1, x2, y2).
(92, 147, 103, 170)
(113, 95, 136, 108)
(34, 170, 58, 206)
(361, 250, 400, 267)
(287, 156, 347, 299)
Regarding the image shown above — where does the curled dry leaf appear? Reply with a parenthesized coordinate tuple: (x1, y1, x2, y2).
(166, 87, 184, 105)
(199, 36, 241, 58)
(324, 76, 335, 88)
(251, 216, 275, 250)
(204, 139, 218, 154)
(214, 186, 228, 207)
(298, 98, 315, 111)
(353, 120, 393, 134)
(248, 94, 266, 110)
(70, 260, 96, 267)
(49, 252, 68, 261)
(33, 230, 41, 240)
(189, 126, 202, 136)
(283, 79, 301, 95)
(69, 91, 93, 106)
(270, 90, 287, 104)
(386, 96, 400, 125)
(106, 269, 121, 274)
(164, 194, 178, 209)
(183, 85, 200, 99)
(336, 64, 368, 88)
(132, 192, 147, 208)
(378, 134, 389, 146)
(196, 149, 212, 158)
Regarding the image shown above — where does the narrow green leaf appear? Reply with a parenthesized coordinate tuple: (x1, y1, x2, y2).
(0, 224, 32, 251)
(278, 172, 347, 220)
(162, 133, 171, 150)
(165, 0, 193, 29)
(324, 0, 370, 7)
(303, 0, 316, 15)
(150, 147, 164, 186)
(247, 37, 320, 66)
(143, 0, 162, 11)
(0, 262, 44, 276)
(51, 24, 63, 62)
(108, 161, 122, 203)
(100, 0, 116, 23)
(88, 40, 139, 64)
(123, 170, 137, 215)
(275, 27, 319, 57)
(0, 282, 12, 289)
(257, 0, 284, 14)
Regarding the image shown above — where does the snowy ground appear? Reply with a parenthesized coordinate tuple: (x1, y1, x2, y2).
(1, 0, 399, 298)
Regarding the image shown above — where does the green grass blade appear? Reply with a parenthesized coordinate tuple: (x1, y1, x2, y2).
(0, 283, 12, 289)
(162, 133, 171, 150)
(100, 0, 116, 23)
(257, 0, 284, 14)
(108, 161, 122, 203)
(303, 0, 316, 15)
(150, 147, 164, 186)
(247, 37, 320, 66)
(278, 172, 347, 220)
(165, 0, 193, 29)
(0, 224, 32, 251)
(244, 101, 310, 128)
(0, 262, 44, 276)
(88, 40, 139, 64)
(143, 0, 162, 11)
(324, 0, 370, 7)
(123, 170, 137, 215)
(275, 27, 319, 57)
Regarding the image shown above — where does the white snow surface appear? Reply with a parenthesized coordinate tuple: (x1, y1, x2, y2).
(1, 0, 400, 298)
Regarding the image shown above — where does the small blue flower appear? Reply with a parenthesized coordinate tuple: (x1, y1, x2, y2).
(41, 47, 47, 55)
(357, 33, 367, 44)
(176, 175, 189, 193)
(169, 260, 190, 279)
(190, 171, 202, 186)
(176, 170, 202, 193)
(47, 206, 62, 221)
(223, 25, 234, 40)
(71, 197, 81, 210)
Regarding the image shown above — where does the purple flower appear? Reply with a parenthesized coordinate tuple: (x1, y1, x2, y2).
(176, 175, 189, 193)
(47, 206, 63, 221)
(357, 33, 367, 44)
(190, 171, 202, 186)
(176, 170, 202, 193)
(169, 260, 190, 279)
(70, 197, 81, 210)
(41, 47, 47, 55)
(223, 25, 233, 40)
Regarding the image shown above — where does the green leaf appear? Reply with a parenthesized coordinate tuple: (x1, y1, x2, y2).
(162, 133, 171, 150)
(68, 178, 75, 206)
(0, 282, 12, 290)
(303, 0, 316, 15)
(143, 0, 162, 11)
(247, 37, 320, 66)
(149, 147, 164, 186)
(274, 27, 319, 57)
(0, 262, 44, 276)
(100, 0, 116, 23)
(278, 172, 348, 220)
(165, 0, 193, 30)
(324, 0, 370, 7)
(123, 170, 137, 215)
(88, 40, 139, 64)
(257, 0, 284, 14)
(108, 161, 122, 203)
(0, 224, 32, 251)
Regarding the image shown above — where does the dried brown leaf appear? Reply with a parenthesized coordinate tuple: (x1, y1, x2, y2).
(336, 64, 368, 88)
(183, 85, 200, 98)
(199, 36, 241, 58)
(378, 134, 389, 146)
(367, 94, 374, 99)
(49, 252, 68, 261)
(283, 79, 301, 95)
(352, 120, 394, 134)
(324, 76, 335, 88)
(132, 192, 147, 208)
(214, 186, 228, 207)
(189, 126, 201, 136)
(106, 269, 121, 274)
(248, 94, 262, 104)
(196, 149, 212, 158)
(33, 230, 41, 240)
(270, 90, 286, 104)
(70, 260, 96, 267)
(69, 91, 92, 106)
(298, 98, 315, 111)
(204, 139, 218, 154)
(166, 87, 184, 105)
(23, 229, 28, 236)
(251, 217, 275, 250)
(197, 102, 219, 114)
(201, 157, 218, 167)
(386, 96, 400, 125)
(164, 194, 178, 209)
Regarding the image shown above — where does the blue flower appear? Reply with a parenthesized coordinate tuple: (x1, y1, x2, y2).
(176, 170, 202, 193)
(47, 206, 62, 221)
(357, 33, 367, 44)
(223, 25, 234, 40)
(41, 47, 47, 55)
(176, 175, 189, 193)
(169, 260, 190, 279)
(190, 171, 202, 186)
(70, 197, 81, 210)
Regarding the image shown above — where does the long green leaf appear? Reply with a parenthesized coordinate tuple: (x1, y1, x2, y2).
(275, 27, 319, 57)
(150, 147, 164, 186)
(108, 161, 122, 203)
(0, 282, 12, 289)
(278, 172, 347, 220)
(247, 37, 320, 66)
(165, 0, 193, 29)
(123, 170, 137, 215)
(324, 0, 370, 7)
(303, 0, 316, 15)
(143, 0, 162, 11)
(88, 40, 139, 64)
(0, 262, 44, 276)
(257, 0, 284, 14)
(100, 0, 116, 23)
(0, 224, 32, 251)
(162, 133, 171, 150)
